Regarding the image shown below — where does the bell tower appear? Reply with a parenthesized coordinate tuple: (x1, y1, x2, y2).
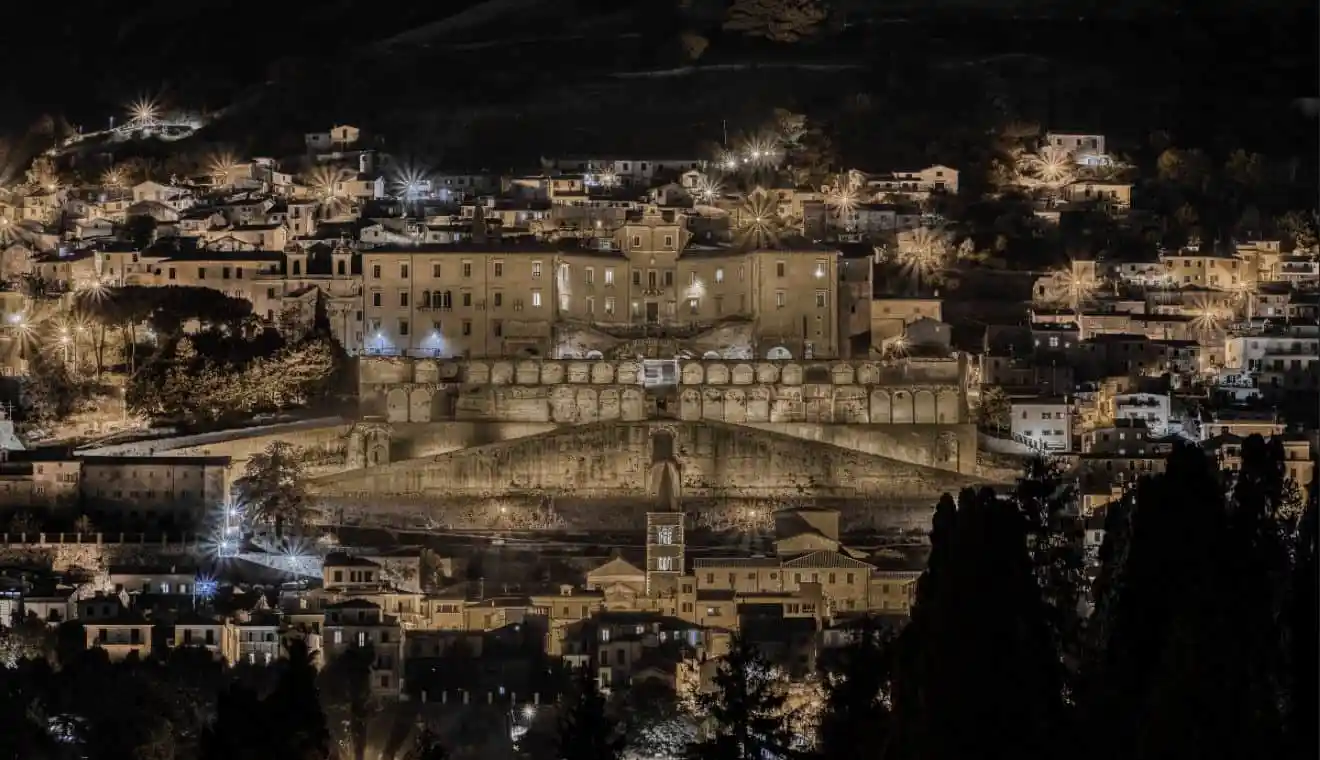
(645, 511, 685, 596)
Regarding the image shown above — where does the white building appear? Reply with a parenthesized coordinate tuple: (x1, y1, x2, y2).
(1010, 396, 1073, 452)
(863, 165, 959, 197)
(1045, 132, 1107, 163)
(1225, 329, 1319, 375)
(1112, 392, 1173, 434)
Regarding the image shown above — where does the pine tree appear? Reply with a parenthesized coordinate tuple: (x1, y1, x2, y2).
(687, 635, 791, 760)
(557, 666, 623, 760)
(232, 441, 317, 537)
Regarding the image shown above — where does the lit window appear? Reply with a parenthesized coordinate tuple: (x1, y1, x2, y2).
(657, 526, 675, 545)
(776, 291, 786, 308)
(815, 291, 827, 308)
(604, 268, 615, 285)
(532, 291, 542, 307)
(815, 260, 827, 278)
(688, 298, 699, 314)
(585, 267, 594, 285)
(532, 261, 542, 278)
(715, 268, 724, 283)
(657, 557, 674, 571)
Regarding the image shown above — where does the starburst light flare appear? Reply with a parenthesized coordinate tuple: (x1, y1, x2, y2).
(1190, 297, 1232, 333)
(894, 226, 952, 289)
(826, 182, 858, 225)
(207, 151, 238, 185)
(594, 167, 619, 189)
(733, 189, 783, 249)
(1056, 267, 1098, 310)
(127, 97, 160, 126)
(740, 134, 782, 167)
(101, 166, 125, 189)
(391, 164, 431, 201)
(693, 174, 722, 204)
(1017, 146, 1076, 189)
(306, 165, 354, 217)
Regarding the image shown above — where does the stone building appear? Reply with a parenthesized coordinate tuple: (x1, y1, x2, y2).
(359, 205, 840, 360)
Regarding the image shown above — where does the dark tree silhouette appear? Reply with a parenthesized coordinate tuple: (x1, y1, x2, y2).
(687, 635, 791, 760)
(557, 666, 623, 760)
(816, 618, 896, 760)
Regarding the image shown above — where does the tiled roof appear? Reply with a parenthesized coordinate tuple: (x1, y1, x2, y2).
(781, 551, 874, 570)
(691, 557, 781, 569)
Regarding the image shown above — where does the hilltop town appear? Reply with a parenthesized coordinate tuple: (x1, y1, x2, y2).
(0, 92, 1315, 756)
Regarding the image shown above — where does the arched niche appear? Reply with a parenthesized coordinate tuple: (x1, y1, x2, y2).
(465, 362, 490, 384)
(835, 386, 868, 423)
(490, 362, 514, 385)
(414, 361, 440, 384)
(599, 388, 621, 421)
(706, 363, 730, 385)
(870, 389, 892, 424)
(681, 363, 705, 385)
(780, 364, 803, 385)
(590, 361, 615, 384)
(541, 362, 565, 384)
(620, 388, 646, 421)
(408, 388, 433, 422)
(856, 362, 880, 385)
(891, 391, 914, 424)
(679, 388, 702, 421)
(746, 385, 772, 422)
(515, 360, 540, 385)
(702, 387, 724, 420)
(616, 361, 641, 385)
(731, 364, 754, 384)
(766, 346, 792, 360)
(830, 364, 856, 385)
(755, 363, 779, 384)
(724, 388, 747, 423)
(550, 386, 578, 423)
(576, 388, 599, 423)
(585, 349, 604, 359)
(937, 390, 961, 424)
(386, 388, 408, 422)
(914, 390, 937, 423)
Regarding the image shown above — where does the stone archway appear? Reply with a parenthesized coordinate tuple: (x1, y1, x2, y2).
(649, 428, 681, 512)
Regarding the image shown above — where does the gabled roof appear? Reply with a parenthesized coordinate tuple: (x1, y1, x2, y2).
(586, 556, 644, 579)
(781, 551, 874, 570)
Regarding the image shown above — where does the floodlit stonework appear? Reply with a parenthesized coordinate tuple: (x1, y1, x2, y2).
(301, 355, 987, 530)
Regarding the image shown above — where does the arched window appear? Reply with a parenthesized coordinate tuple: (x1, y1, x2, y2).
(766, 346, 792, 360)
(585, 350, 604, 360)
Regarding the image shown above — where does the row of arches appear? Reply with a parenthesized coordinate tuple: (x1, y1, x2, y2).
(386, 358, 946, 388)
(382, 385, 963, 425)
(676, 387, 962, 425)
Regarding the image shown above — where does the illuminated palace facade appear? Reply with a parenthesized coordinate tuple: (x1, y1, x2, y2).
(359, 206, 841, 360)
